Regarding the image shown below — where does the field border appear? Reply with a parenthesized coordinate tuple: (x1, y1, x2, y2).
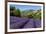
(5, 0, 45, 34)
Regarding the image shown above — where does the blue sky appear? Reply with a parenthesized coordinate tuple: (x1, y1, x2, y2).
(10, 4, 41, 11)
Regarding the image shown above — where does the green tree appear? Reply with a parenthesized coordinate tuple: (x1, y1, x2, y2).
(10, 5, 21, 17)
(10, 5, 15, 11)
(10, 5, 16, 16)
(15, 9, 21, 17)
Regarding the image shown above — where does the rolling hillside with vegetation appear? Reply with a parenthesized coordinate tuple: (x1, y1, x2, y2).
(10, 5, 41, 20)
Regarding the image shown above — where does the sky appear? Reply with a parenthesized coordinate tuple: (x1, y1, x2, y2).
(10, 4, 41, 11)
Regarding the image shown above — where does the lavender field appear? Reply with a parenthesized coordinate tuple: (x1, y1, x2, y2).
(10, 4, 41, 29)
(10, 16, 41, 29)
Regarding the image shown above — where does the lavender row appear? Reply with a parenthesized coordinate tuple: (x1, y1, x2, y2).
(10, 16, 41, 29)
